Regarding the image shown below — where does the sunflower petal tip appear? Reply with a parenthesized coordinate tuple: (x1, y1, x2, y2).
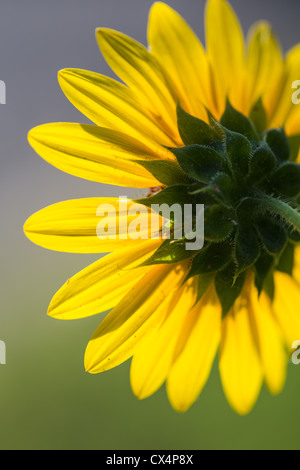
(95, 26, 103, 35)
(170, 401, 190, 414)
(23, 216, 32, 235)
(27, 128, 34, 144)
(85, 362, 100, 375)
(130, 386, 143, 400)
(235, 407, 253, 417)
(84, 359, 92, 373)
(84, 359, 91, 374)
(150, 1, 169, 11)
(130, 378, 149, 401)
(266, 377, 286, 397)
(57, 68, 72, 82)
(226, 397, 256, 417)
(27, 126, 42, 146)
(95, 28, 116, 50)
(47, 305, 55, 318)
(23, 222, 28, 236)
(96, 27, 114, 40)
(84, 349, 98, 374)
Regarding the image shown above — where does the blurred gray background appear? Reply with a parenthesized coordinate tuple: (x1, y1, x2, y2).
(1, 0, 300, 450)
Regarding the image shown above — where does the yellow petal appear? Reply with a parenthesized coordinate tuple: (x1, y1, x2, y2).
(272, 271, 300, 348)
(96, 29, 180, 142)
(249, 289, 286, 395)
(285, 67, 300, 135)
(58, 68, 176, 150)
(28, 123, 164, 188)
(48, 240, 161, 320)
(271, 44, 300, 128)
(293, 246, 300, 284)
(206, 0, 246, 116)
(219, 297, 263, 415)
(285, 106, 300, 136)
(148, 2, 211, 119)
(130, 278, 198, 400)
(24, 198, 161, 253)
(166, 290, 221, 412)
(246, 21, 284, 119)
(85, 263, 188, 374)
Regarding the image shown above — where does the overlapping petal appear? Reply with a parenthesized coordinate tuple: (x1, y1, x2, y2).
(249, 289, 286, 395)
(206, 0, 246, 116)
(219, 295, 263, 415)
(148, 2, 211, 120)
(130, 278, 198, 400)
(28, 123, 169, 188)
(58, 68, 178, 149)
(271, 44, 300, 129)
(284, 50, 300, 135)
(272, 272, 300, 348)
(85, 262, 188, 373)
(48, 240, 161, 320)
(96, 28, 180, 142)
(245, 21, 284, 119)
(166, 289, 221, 412)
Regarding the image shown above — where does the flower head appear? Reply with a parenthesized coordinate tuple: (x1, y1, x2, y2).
(24, 0, 300, 415)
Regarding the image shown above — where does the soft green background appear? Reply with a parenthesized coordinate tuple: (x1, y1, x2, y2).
(1, 0, 300, 450)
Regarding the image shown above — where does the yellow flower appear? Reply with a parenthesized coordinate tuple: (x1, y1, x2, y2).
(24, 0, 300, 415)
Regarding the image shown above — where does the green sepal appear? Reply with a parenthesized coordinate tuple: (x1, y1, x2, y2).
(135, 159, 191, 186)
(270, 162, 300, 197)
(234, 226, 260, 276)
(206, 110, 227, 139)
(225, 130, 252, 176)
(254, 215, 287, 255)
(188, 172, 233, 207)
(176, 103, 221, 146)
(220, 99, 259, 143)
(215, 264, 247, 317)
(204, 204, 235, 242)
(170, 145, 228, 183)
(141, 238, 196, 266)
(254, 250, 276, 295)
(265, 128, 290, 162)
(186, 241, 232, 279)
(276, 242, 294, 275)
(249, 97, 268, 135)
(288, 134, 300, 162)
(248, 143, 277, 184)
(136, 184, 194, 211)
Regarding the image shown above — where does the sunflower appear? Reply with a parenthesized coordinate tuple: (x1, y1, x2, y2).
(24, 0, 300, 415)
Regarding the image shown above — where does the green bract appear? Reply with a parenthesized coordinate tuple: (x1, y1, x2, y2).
(137, 101, 300, 316)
